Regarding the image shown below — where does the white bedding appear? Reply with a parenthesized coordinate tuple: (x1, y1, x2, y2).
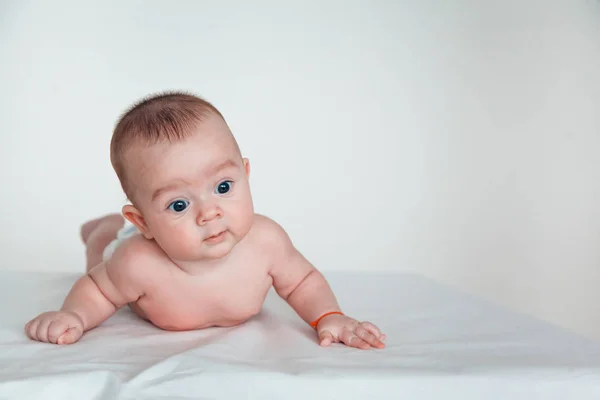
(1, 270, 600, 399)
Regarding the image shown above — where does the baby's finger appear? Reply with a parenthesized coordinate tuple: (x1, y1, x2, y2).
(354, 325, 385, 349)
(360, 321, 383, 338)
(318, 330, 335, 347)
(57, 326, 82, 345)
(36, 318, 53, 343)
(24, 320, 33, 337)
(25, 319, 40, 340)
(47, 321, 68, 344)
(340, 328, 370, 350)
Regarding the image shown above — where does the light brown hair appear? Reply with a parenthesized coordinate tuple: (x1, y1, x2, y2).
(110, 90, 224, 199)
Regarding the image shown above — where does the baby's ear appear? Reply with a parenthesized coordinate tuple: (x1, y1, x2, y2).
(243, 157, 250, 177)
(122, 205, 154, 239)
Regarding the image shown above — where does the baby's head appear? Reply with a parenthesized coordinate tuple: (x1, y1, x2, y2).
(110, 91, 254, 262)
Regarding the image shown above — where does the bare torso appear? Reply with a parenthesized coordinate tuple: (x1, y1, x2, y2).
(118, 217, 275, 331)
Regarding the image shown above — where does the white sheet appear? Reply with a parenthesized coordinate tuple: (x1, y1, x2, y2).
(1, 270, 600, 399)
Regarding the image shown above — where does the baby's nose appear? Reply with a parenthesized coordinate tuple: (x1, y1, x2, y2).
(196, 203, 223, 225)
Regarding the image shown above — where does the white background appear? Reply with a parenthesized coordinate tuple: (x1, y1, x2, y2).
(1, 1, 599, 339)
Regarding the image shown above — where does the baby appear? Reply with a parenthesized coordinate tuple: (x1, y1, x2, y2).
(24, 92, 386, 350)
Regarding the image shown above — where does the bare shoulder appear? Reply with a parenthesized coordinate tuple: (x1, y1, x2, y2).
(103, 234, 167, 287)
(249, 214, 294, 248)
(247, 214, 301, 267)
(249, 215, 316, 284)
(84, 235, 164, 305)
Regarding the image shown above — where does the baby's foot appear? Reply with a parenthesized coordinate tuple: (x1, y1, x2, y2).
(80, 218, 102, 243)
(80, 214, 123, 244)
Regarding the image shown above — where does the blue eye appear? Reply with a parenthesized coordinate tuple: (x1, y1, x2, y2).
(168, 199, 189, 212)
(215, 181, 232, 195)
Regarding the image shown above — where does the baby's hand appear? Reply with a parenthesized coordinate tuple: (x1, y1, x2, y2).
(316, 314, 386, 350)
(25, 311, 84, 345)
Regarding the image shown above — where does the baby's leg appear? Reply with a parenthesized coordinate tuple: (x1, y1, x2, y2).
(81, 214, 124, 271)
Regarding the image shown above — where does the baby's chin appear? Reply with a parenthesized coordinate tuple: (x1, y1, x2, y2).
(199, 245, 234, 260)
(167, 231, 246, 263)
(186, 241, 236, 261)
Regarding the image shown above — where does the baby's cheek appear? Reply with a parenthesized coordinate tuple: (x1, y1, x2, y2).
(179, 231, 199, 250)
(160, 229, 195, 256)
(229, 204, 254, 232)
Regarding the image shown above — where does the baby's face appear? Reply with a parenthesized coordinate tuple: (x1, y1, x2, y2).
(123, 114, 254, 262)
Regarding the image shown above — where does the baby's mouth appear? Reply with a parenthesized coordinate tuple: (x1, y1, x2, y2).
(204, 231, 227, 243)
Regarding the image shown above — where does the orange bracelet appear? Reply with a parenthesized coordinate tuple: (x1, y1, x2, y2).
(309, 311, 344, 329)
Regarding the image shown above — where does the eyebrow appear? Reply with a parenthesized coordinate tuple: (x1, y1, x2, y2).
(206, 159, 239, 178)
(151, 180, 190, 202)
(151, 159, 239, 202)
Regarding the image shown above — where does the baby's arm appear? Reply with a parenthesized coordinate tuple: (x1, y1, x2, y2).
(265, 218, 386, 350)
(25, 244, 145, 345)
